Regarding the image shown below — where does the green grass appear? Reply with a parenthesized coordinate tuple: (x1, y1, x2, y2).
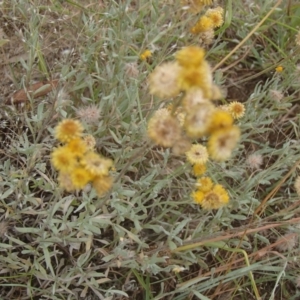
(1, 0, 300, 299)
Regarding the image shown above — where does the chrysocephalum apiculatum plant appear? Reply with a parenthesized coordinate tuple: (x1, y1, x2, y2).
(147, 43, 245, 210)
(51, 119, 113, 196)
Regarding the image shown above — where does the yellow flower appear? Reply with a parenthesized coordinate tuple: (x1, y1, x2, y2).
(92, 175, 113, 197)
(186, 144, 208, 165)
(71, 167, 93, 189)
(207, 110, 233, 133)
(148, 62, 181, 99)
(208, 126, 240, 161)
(81, 152, 113, 176)
(51, 146, 77, 172)
(54, 119, 84, 143)
(191, 16, 214, 34)
(196, 176, 213, 192)
(67, 138, 88, 157)
(194, 184, 229, 209)
(184, 102, 215, 138)
(175, 46, 205, 68)
(192, 163, 207, 176)
(140, 50, 152, 61)
(275, 66, 283, 73)
(205, 7, 224, 28)
(178, 62, 213, 98)
(227, 101, 245, 119)
(148, 108, 181, 147)
(58, 172, 76, 192)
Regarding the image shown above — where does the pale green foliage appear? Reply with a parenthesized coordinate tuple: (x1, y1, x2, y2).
(1, 0, 300, 299)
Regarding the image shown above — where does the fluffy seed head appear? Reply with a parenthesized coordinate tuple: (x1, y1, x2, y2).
(83, 135, 96, 150)
(269, 89, 283, 102)
(148, 108, 181, 147)
(148, 62, 181, 99)
(199, 28, 215, 45)
(246, 153, 263, 170)
(125, 62, 139, 78)
(208, 126, 240, 161)
(276, 233, 297, 252)
(92, 175, 113, 197)
(182, 88, 208, 112)
(81, 152, 113, 176)
(172, 136, 192, 156)
(76, 105, 101, 125)
(58, 172, 76, 192)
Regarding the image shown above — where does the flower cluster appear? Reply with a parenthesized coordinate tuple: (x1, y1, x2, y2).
(192, 177, 229, 209)
(191, 7, 224, 34)
(51, 119, 113, 196)
(147, 45, 241, 209)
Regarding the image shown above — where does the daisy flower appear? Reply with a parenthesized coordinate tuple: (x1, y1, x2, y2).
(227, 101, 245, 119)
(51, 146, 77, 172)
(81, 152, 113, 176)
(55, 119, 84, 143)
(71, 167, 93, 189)
(186, 144, 208, 165)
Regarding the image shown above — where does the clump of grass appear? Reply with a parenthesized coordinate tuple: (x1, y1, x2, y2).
(1, 0, 300, 299)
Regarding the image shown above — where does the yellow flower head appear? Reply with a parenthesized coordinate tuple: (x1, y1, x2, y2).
(228, 101, 245, 119)
(191, 16, 214, 34)
(208, 109, 234, 133)
(194, 184, 229, 209)
(175, 46, 205, 68)
(58, 172, 76, 192)
(196, 176, 213, 192)
(92, 175, 113, 197)
(55, 119, 84, 143)
(192, 163, 207, 176)
(140, 50, 152, 61)
(51, 146, 77, 172)
(205, 7, 224, 28)
(81, 152, 113, 176)
(70, 167, 93, 189)
(83, 135, 96, 150)
(186, 144, 208, 165)
(178, 62, 213, 98)
(275, 66, 283, 73)
(67, 138, 88, 157)
(148, 108, 181, 147)
(148, 62, 181, 99)
(184, 102, 215, 138)
(208, 126, 240, 161)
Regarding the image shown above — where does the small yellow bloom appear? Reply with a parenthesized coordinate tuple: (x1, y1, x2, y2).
(196, 176, 213, 192)
(227, 101, 245, 119)
(92, 175, 113, 197)
(140, 50, 152, 61)
(55, 119, 84, 143)
(275, 66, 283, 73)
(81, 152, 113, 176)
(194, 184, 229, 209)
(205, 7, 224, 28)
(191, 16, 214, 34)
(208, 126, 240, 161)
(148, 62, 181, 99)
(148, 108, 181, 147)
(178, 62, 213, 98)
(192, 163, 207, 176)
(71, 167, 93, 189)
(186, 144, 208, 165)
(176, 46, 205, 68)
(51, 146, 77, 172)
(67, 138, 88, 157)
(207, 110, 233, 133)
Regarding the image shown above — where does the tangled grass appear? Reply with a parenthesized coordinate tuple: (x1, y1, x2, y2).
(1, 0, 300, 299)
